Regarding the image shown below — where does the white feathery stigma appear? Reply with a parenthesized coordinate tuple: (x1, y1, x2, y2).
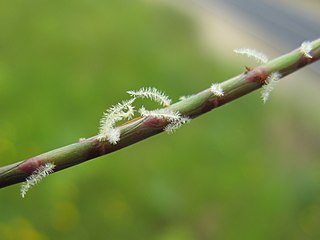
(104, 128, 121, 145)
(164, 116, 191, 133)
(139, 107, 181, 121)
(233, 48, 269, 64)
(20, 163, 55, 198)
(210, 83, 224, 96)
(261, 72, 281, 103)
(300, 41, 313, 58)
(127, 87, 172, 107)
(98, 86, 191, 142)
(139, 107, 190, 133)
(98, 98, 135, 143)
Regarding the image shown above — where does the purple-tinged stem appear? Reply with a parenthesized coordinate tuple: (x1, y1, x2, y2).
(0, 39, 319, 189)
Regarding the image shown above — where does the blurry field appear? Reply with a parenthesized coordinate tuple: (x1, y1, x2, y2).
(0, 1, 320, 240)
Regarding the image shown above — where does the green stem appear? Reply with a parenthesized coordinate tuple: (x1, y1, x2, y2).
(1, 39, 319, 189)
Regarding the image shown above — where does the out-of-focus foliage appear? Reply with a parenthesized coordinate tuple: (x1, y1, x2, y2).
(0, 1, 320, 239)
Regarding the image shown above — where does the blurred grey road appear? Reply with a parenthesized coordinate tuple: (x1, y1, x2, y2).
(195, 0, 320, 74)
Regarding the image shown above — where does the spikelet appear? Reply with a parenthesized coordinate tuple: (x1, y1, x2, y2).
(20, 163, 55, 198)
(261, 72, 281, 103)
(234, 48, 269, 64)
(300, 41, 313, 58)
(127, 87, 172, 107)
(210, 83, 224, 96)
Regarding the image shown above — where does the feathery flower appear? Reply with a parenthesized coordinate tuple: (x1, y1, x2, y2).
(261, 72, 281, 103)
(104, 128, 121, 145)
(20, 163, 55, 198)
(139, 107, 181, 121)
(127, 87, 172, 107)
(234, 48, 269, 64)
(99, 98, 135, 142)
(210, 83, 224, 96)
(164, 116, 191, 133)
(139, 107, 190, 133)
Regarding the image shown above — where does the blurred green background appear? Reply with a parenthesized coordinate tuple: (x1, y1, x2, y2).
(1, 0, 320, 239)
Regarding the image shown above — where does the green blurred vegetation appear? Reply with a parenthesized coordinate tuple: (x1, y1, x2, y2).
(1, 0, 320, 239)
